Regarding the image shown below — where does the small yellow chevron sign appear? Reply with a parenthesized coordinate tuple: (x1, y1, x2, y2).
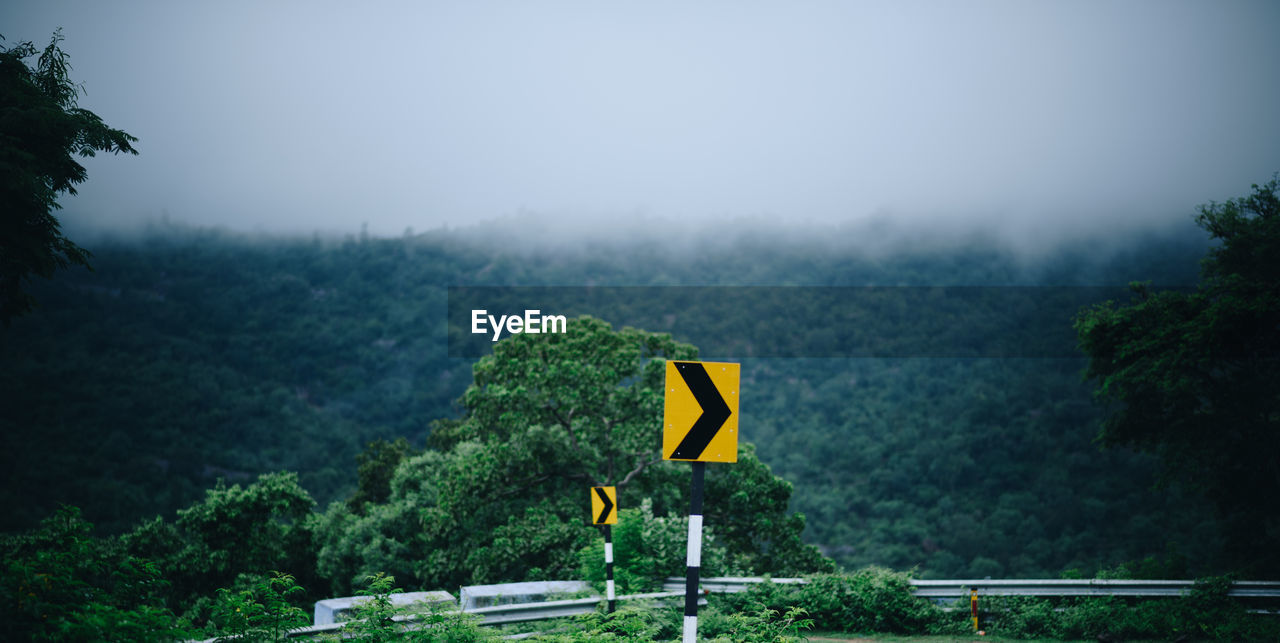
(663, 360, 739, 462)
(591, 486, 617, 525)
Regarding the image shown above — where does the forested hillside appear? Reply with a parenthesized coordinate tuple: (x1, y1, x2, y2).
(1, 218, 1222, 579)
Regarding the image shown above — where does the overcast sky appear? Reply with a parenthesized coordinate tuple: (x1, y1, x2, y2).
(4, 1, 1279, 242)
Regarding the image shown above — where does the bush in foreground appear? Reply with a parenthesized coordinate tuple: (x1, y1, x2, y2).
(710, 568, 958, 636)
(985, 575, 1280, 641)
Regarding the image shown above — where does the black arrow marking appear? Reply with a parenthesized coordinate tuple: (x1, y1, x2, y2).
(670, 362, 732, 460)
(594, 487, 614, 524)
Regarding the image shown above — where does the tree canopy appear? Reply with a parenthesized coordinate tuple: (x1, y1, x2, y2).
(0, 30, 137, 322)
(441, 315, 703, 488)
(313, 316, 830, 596)
(0, 506, 180, 642)
(1075, 176, 1280, 573)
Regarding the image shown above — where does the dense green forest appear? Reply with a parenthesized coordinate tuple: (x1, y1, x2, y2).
(1, 217, 1227, 582)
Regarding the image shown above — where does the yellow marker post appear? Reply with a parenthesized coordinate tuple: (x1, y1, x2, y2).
(970, 587, 979, 632)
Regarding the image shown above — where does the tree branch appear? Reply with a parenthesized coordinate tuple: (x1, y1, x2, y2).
(494, 470, 591, 499)
(617, 452, 662, 488)
(544, 402, 582, 452)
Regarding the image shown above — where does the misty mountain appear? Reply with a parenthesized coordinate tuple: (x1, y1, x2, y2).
(0, 218, 1221, 577)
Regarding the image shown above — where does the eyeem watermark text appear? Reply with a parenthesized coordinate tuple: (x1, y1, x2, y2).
(471, 309, 568, 341)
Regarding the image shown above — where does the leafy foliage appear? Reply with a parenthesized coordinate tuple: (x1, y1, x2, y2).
(124, 472, 318, 621)
(700, 605, 814, 643)
(0, 30, 138, 322)
(578, 498, 728, 595)
(700, 569, 1280, 641)
(534, 601, 815, 642)
(559, 602, 682, 641)
(713, 568, 945, 635)
(315, 317, 827, 595)
(0, 506, 182, 642)
(340, 573, 403, 642)
(440, 315, 694, 487)
(206, 571, 309, 642)
(1076, 177, 1280, 573)
(341, 573, 491, 642)
(707, 444, 834, 576)
(981, 575, 1280, 641)
(349, 438, 419, 515)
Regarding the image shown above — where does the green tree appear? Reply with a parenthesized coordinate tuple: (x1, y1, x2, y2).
(706, 443, 833, 575)
(0, 30, 138, 322)
(349, 437, 420, 515)
(125, 472, 318, 620)
(1075, 176, 1280, 573)
(315, 317, 830, 592)
(435, 315, 695, 490)
(0, 506, 183, 642)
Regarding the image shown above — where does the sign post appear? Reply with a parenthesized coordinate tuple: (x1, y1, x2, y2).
(663, 360, 739, 643)
(590, 486, 617, 613)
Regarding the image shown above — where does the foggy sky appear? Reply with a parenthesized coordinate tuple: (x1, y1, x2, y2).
(4, 1, 1279, 243)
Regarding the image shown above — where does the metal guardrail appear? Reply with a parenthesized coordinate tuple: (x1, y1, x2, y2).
(240, 576, 1280, 640)
(466, 591, 686, 626)
(909, 578, 1280, 599)
(662, 576, 807, 594)
(665, 576, 1280, 600)
(475, 589, 714, 625)
(231, 589, 693, 640)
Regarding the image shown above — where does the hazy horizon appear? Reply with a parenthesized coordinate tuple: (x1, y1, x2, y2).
(4, 1, 1278, 247)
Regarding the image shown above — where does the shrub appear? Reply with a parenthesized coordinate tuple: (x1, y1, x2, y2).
(798, 568, 943, 634)
(563, 601, 682, 641)
(341, 573, 492, 642)
(709, 568, 951, 636)
(980, 575, 1280, 641)
(205, 571, 309, 641)
(0, 506, 184, 642)
(577, 498, 727, 595)
(700, 605, 813, 642)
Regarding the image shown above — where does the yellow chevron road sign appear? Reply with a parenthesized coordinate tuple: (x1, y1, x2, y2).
(591, 486, 617, 525)
(663, 360, 739, 462)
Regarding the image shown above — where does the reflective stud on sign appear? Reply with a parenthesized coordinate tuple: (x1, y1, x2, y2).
(663, 360, 740, 462)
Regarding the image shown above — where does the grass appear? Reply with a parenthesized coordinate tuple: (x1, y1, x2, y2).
(805, 635, 1212, 643)
(807, 634, 1098, 643)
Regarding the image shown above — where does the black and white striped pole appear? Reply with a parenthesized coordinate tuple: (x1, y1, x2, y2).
(603, 524, 616, 613)
(683, 461, 706, 642)
(663, 360, 740, 643)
